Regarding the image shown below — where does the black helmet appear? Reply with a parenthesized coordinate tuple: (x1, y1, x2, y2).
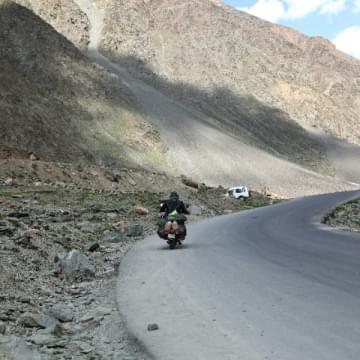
(169, 191, 179, 200)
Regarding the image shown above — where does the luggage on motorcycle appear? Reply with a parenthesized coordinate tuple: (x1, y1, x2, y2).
(175, 213, 187, 223)
(168, 210, 187, 224)
(157, 217, 167, 227)
(157, 209, 187, 246)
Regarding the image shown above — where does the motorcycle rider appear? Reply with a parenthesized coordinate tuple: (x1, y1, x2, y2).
(158, 191, 189, 242)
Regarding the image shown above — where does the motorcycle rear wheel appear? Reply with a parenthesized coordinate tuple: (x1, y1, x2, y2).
(169, 239, 177, 250)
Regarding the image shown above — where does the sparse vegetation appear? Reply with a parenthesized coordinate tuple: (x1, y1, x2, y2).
(323, 198, 360, 232)
(0, 189, 18, 198)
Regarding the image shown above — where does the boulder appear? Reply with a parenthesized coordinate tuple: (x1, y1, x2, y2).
(0, 336, 42, 360)
(113, 203, 126, 213)
(7, 211, 29, 219)
(189, 204, 202, 215)
(127, 178, 137, 186)
(105, 170, 122, 183)
(127, 224, 144, 237)
(4, 178, 14, 186)
(46, 304, 74, 323)
(114, 221, 127, 231)
(88, 243, 100, 252)
(0, 223, 14, 236)
(73, 341, 93, 354)
(102, 231, 125, 243)
(181, 175, 199, 189)
(0, 321, 6, 335)
(29, 153, 38, 161)
(351, 215, 360, 225)
(55, 250, 95, 282)
(88, 203, 102, 213)
(77, 221, 100, 233)
(27, 333, 59, 347)
(95, 307, 112, 317)
(19, 312, 59, 330)
(133, 206, 149, 215)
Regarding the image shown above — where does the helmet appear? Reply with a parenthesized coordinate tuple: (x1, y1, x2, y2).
(169, 191, 179, 200)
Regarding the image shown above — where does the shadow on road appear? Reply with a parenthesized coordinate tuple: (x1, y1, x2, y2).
(157, 242, 201, 251)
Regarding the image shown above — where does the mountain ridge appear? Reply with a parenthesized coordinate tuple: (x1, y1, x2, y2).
(97, 0, 360, 145)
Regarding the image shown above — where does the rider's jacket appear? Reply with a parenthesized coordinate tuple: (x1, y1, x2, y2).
(160, 199, 189, 216)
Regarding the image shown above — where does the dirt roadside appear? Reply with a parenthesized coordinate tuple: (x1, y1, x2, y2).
(0, 160, 275, 359)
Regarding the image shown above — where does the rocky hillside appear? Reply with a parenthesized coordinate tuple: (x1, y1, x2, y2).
(28, 0, 360, 173)
(323, 198, 360, 233)
(0, 1, 165, 169)
(14, 0, 89, 50)
(2, 0, 359, 196)
(0, 175, 273, 359)
(97, 0, 360, 147)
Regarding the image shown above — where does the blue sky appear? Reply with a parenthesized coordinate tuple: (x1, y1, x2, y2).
(223, 0, 360, 58)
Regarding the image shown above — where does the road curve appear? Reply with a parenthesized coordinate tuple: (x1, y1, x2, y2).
(117, 191, 360, 360)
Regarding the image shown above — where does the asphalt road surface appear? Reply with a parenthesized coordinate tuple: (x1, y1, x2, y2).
(118, 191, 360, 360)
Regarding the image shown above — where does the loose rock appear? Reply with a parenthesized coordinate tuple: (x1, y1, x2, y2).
(28, 332, 59, 346)
(4, 178, 14, 186)
(147, 323, 159, 331)
(0, 336, 42, 360)
(55, 250, 95, 282)
(133, 206, 149, 215)
(127, 224, 144, 237)
(102, 231, 125, 243)
(181, 175, 199, 189)
(88, 243, 100, 252)
(46, 304, 74, 323)
(0, 321, 6, 335)
(19, 312, 59, 330)
(77, 341, 93, 354)
(189, 203, 203, 215)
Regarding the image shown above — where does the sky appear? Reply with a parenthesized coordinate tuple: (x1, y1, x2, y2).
(223, 0, 360, 59)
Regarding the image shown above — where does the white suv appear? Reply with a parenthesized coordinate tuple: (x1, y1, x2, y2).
(226, 186, 251, 199)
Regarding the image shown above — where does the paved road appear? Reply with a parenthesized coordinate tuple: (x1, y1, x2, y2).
(118, 191, 360, 360)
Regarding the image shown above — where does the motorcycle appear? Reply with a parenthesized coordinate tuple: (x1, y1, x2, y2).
(158, 212, 187, 250)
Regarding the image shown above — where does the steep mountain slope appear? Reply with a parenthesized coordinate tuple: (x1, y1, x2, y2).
(97, 0, 360, 149)
(1, 0, 358, 196)
(99, 0, 360, 143)
(65, 0, 353, 197)
(15, 0, 89, 50)
(0, 1, 164, 168)
(13, 0, 342, 174)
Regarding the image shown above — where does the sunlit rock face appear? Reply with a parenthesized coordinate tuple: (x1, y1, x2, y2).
(95, 0, 360, 146)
